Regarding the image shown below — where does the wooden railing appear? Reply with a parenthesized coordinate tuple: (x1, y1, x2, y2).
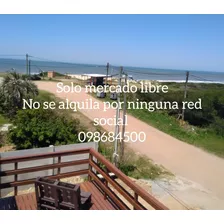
(0, 148, 168, 210)
(89, 149, 168, 210)
(0, 148, 90, 196)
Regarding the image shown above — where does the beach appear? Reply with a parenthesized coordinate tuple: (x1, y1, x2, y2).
(0, 58, 224, 83)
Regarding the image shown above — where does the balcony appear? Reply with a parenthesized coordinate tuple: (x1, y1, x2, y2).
(0, 147, 168, 210)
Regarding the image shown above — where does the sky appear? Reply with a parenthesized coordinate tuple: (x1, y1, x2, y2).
(0, 14, 224, 72)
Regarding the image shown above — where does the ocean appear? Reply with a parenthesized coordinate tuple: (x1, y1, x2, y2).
(0, 58, 224, 84)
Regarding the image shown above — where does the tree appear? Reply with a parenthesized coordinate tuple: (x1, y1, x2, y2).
(0, 72, 38, 118)
(8, 108, 83, 150)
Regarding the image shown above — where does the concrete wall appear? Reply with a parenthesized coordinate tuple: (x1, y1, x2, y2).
(0, 142, 98, 197)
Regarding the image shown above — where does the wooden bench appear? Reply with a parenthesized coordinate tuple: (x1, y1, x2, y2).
(35, 177, 91, 210)
(57, 181, 91, 210)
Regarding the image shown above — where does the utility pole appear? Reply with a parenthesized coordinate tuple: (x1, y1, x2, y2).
(106, 62, 109, 85)
(181, 71, 189, 120)
(113, 66, 123, 167)
(26, 54, 29, 75)
(28, 60, 31, 75)
(121, 72, 127, 158)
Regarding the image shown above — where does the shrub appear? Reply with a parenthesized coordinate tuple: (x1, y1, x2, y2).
(209, 117, 224, 137)
(24, 74, 41, 81)
(8, 108, 83, 150)
(0, 72, 38, 118)
(132, 85, 224, 136)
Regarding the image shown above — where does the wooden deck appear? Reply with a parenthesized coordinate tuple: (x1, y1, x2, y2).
(0, 148, 168, 210)
(0, 181, 116, 210)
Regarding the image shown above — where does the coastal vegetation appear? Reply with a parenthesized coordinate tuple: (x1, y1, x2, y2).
(91, 82, 224, 157)
(33, 76, 224, 157)
(0, 73, 84, 150)
(0, 72, 38, 118)
(4, 73, 221, 177)
(0, 73, 169, 180)
(9, 106, 82, 149)
(134, 82, 224, 136)
(4, 89, 85, 150)
(130, 82, 224, 144)
(0, 114, 8, 126)
(99, 142, 170, 179)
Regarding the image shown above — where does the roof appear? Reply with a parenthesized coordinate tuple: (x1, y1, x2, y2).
(84, 74, 109, 78)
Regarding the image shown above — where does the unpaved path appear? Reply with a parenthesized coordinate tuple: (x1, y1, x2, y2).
(36, 81, 224, 200)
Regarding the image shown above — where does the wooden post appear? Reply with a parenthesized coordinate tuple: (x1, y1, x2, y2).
(106, 62, 109, 85)
(134, 192, 138, 210)
(14, 162, 18, 196)
(26, 54, 29, 75)
(113, 67, 123, 166)
(121, 73, 127, 158)
(88, 153, 93, 181)
(0, 154, 1, 198)
(57, 156, 61, 180)
(104, 168, 109, 200)
(181, 71, 189, 120)
(28, 60, 31, 76)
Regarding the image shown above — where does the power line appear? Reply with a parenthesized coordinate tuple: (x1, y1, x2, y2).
(28, 64, 107, 69)
(0, 55, 105, 69)
(123, 68, 185, 76)
(0, 55, 25, 57)
(0, 61, 26, 65)
(29, 55, 106, 68)
(122, 68, 221, 84)
(190, 74, 216, 82)
(1, 56, 223, 83)
(31, 62, 120, 77)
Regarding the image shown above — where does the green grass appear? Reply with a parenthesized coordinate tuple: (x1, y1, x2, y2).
(98, 142, 171, 179)
(128, 109, 224, 157)
(89, 91, 224, 158)
(35, 90, 58, 101)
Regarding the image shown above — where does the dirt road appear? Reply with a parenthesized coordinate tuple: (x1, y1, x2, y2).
(36, 81, 224, 200)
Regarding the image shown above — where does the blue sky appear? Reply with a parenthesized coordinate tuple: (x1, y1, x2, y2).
(0, 15, 224, 72)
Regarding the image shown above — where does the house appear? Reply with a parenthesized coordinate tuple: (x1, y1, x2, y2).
(67, 74, 113, 86)
(47, 71, 56, 78)
(87, 74, 113, 86)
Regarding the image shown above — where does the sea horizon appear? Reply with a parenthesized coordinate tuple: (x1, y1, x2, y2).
(0, 58, 224, 84)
